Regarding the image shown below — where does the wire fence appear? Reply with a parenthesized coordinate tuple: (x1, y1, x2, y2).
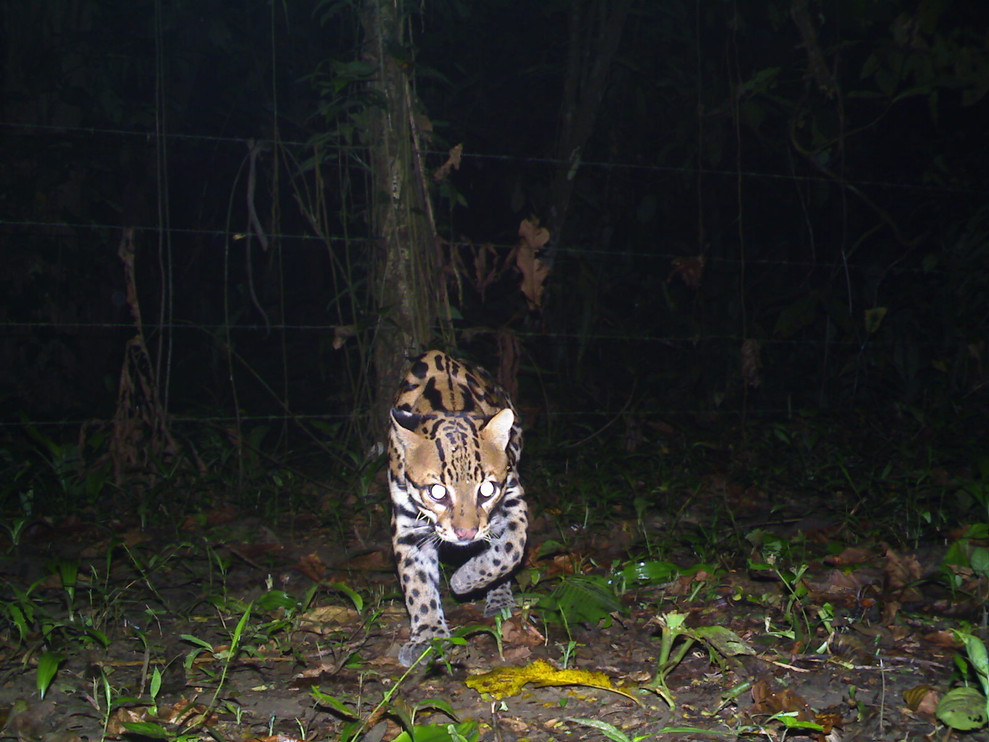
(2, 117, 985, 443)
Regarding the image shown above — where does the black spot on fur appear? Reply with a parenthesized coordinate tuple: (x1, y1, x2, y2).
(420, 377, 445, 410)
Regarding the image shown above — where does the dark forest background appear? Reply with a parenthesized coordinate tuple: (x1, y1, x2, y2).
(2, 0, 988, 496)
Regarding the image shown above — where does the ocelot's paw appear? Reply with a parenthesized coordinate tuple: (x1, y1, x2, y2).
(449, 566, 486, 596)
(482, 581, 515, 617)
(398, 626, 451, 666)
(398, 640, 434, 667)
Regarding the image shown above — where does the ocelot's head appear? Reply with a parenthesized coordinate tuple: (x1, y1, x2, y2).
(390, 407, 515, 545)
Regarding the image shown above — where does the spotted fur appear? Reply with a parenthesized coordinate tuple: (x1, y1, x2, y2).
(388, 350, 527, 666)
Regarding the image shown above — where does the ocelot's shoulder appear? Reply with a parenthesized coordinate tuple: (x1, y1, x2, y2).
(394, 349, 514, 415)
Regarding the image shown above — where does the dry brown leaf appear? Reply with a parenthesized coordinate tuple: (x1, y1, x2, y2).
(944, 564, 989, 602)
(667, 254, 706, 289)
(667, 571, 714, 596)
(802, 568, 872, 600)
(541, 553, 579, 578)
(500, 616, 545, 649)
(344, 550, 392, 571)
(469, 242, 502, 301)
(518, 217, 550, 250)
(882, 543, 923, 600)
(106, 705, 151, 736)
(332, 325, 356, 350)
(502, 645, 533, 663)
(922, 629, 961, 648)
(815, 712, 843, 734)
(433, 143, 463, 181)
(181, 503, 238, 531)
(4, 702, 60, 739)
(515, 218, 551, 310)
(294, 553, 327, 582)
(881, 599, 902, 624)
(142, 697, 215, 728)
(299, 605, 361, 628)
(903, 685, 939, 717)
(824, 547, 872, 566)
(828, 633, 869, 660)
(751, 678, 815, 722)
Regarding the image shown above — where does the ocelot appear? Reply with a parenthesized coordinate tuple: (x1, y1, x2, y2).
(387, 350, 528, 666)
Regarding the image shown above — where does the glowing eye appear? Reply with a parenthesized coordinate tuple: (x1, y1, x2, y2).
(478, 481, 497, 498)
(428, 484, 447, 501)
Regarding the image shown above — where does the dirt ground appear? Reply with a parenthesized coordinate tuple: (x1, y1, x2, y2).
(1, 465, 987, 742)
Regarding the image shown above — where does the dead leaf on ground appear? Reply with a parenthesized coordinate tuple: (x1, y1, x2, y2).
(801, 567, 874, 600)
(922, 630, 961, 648)
(181, 503, 239, 530)
(343, 550, 392, 571)
(903, 685, 939, 718)
(229, 542, 284, 565)
(297, 605, 362, 632)
(882, 599, 902, 624)
(665, 570, 716, 597)
(882, 543, 923, 601)
(751, 678, 815, 723)
(294, 552, 327, 582)
(107, 698, 216, 736)
(815, 712, 843, 735)
(499, 616, 545, 650)
(106, 705, 150, 736)
(824, 546, 873, 566)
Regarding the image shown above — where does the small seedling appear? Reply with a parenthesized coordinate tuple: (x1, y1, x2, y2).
(645, 612, 755, 709)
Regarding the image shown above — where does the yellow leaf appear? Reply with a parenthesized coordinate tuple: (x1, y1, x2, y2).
(465, 660, 640, 705)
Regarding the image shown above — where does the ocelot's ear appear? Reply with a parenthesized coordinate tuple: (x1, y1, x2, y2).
(390, 409, 423, 450)
(480, 408, 515, 451)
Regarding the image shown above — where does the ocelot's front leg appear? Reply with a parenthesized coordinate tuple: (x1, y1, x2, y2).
(449, 486, 528, 616)
(393, 524, 450, 667)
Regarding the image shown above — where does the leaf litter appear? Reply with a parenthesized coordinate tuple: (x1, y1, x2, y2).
(1, 424, 988, 740)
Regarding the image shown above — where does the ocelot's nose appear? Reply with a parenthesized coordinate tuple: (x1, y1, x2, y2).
(454, 527, 477, 541)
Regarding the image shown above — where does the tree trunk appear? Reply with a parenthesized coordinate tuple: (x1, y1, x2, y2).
(547, 0, 633, 249)
(361, 0, 444, 440)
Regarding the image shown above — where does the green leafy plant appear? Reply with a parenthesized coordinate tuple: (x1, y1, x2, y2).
(312, 634, 471, 742)
(645, 612, 755, 709)
(36, 651, 64, 699)
(937, 629, 989, 732)
(537, 573, 622, 628)
(22, 422, 110, 508)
